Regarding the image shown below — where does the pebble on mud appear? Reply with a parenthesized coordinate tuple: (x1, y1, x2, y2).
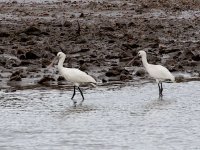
(135, 69, 146, 77)
(63, 21, 72, 27)
(0, 54, 21, 69)
(25, 51, 40, 59)
(175, 75, 184, 83)
(105, 67, 123, 77)
(120, 74, 132, 81)
(105, 66, 132, 81)
(23, 26, 43, 36)
(9, 70, 23, 81)
(0, 32, 10, 37)
(38, 75, 56, 84)
(57, 76, 65, 81)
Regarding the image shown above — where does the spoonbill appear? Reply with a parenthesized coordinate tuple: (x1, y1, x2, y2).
(48, 52, 96, 106)
(138, 50, 175, 98)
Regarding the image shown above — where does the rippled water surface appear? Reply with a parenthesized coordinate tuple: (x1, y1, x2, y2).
(0, 81, 200, 150)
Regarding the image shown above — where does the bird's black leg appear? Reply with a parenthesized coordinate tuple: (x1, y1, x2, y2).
(71, 86, 77, 107)
(71, 86, 76, 100)
(158, 83, 161, 96)
(160, 82, 163, 97)
(158, 82, 163, 99)
(78, 87, 84, 104)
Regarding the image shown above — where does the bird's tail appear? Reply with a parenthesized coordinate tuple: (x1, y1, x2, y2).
(90, 82, 97, 87)
(171, 75, 176, 83)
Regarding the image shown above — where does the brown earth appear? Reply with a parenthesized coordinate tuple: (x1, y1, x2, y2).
(0, 0, 200, 88)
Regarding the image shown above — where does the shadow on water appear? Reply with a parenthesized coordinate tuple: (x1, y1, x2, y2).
(130, 96, 175, 117)
(138, 95, 176, 116)
(60, 105, 98, 116)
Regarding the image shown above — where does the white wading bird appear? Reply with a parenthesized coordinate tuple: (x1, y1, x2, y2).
(138, 50, 175, 98)
(48, 52, 96, 106)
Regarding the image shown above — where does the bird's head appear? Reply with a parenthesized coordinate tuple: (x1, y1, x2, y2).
(47, 52, 66, 68)
(57, 52, 66, 59)
(138, 50, 146, 57)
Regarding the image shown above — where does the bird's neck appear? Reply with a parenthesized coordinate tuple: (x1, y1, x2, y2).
(142, 55, 149, 68)
(58, 56, 66, 69)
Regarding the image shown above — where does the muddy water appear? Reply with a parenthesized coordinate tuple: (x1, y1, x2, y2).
(0, 81, 200, 150)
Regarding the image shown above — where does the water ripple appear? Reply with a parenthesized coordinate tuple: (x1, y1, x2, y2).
(0, 81, 200, 150)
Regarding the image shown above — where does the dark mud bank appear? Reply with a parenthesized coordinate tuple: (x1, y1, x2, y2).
(0, 0, 200, 88)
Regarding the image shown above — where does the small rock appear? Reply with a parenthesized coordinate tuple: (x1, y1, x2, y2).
(79, 13, 84, 18)
(79, 60, 88, 71)
(75, 38, 87, 44)
(122, 43, 139, 49)
(100, 26, 115, 31)
(0, 54, 21, 68)
(192, 52, 200, 61)
(175, 75, 184, 83)
(63, 0, 68, 3)
(105, 67, 122, 77)
(17, 49, 24, 55)
(41, 59, 51, 68)
(19, 33, 29, 42)
(70, 48, 90, 54)
(57, 76, 65, 81)
(23, 26, 41, 35)
(23, 26, 46, 36)
(135, 69, 146, 77)
(25, 51, 39, 59)
(120, 74, 132, 81)
(161, 48, 180, 54)
(63, 21, 72, 27)
(0, 32, 10, 37)
(20, 60, 33, 66)
(108, 40, 115, 43)
(5, 88, 17, 93)
(105, 67, 131, 80)
(80, 48, 90, 53)
(10, 75, 21, 81)
(105, 53, 119, 59)
(128, 22, 136, 27)
(27, 40, 36, 45)
(38, 75, 55, 84)
(102, 78, 107, 83)
(115, 22, 126, 28)
(9, 70, 23, 81)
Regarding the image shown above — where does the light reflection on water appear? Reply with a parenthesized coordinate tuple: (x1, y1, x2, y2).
(0, 81, 200, 150)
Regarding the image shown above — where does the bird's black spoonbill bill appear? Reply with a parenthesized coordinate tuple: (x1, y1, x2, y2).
(48, 52, 97, 106)
(138, 50, 175, 98)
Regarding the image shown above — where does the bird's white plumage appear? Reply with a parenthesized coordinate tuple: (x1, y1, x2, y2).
(146, 64, 175, 82)
(56, 52, 96, 86)
(59, 68, 96, 86)
(138, 50, 175, 82)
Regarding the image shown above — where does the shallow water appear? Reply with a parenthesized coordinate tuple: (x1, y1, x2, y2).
(0, 81, 200, 150)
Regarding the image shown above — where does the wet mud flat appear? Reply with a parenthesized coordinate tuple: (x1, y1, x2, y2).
(0, 0, 200, 85)
(0, 81, 200, 150)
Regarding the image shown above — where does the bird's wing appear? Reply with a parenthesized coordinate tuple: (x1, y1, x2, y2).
(62, 68, 96, 83)
(148, 65, 174, 81)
